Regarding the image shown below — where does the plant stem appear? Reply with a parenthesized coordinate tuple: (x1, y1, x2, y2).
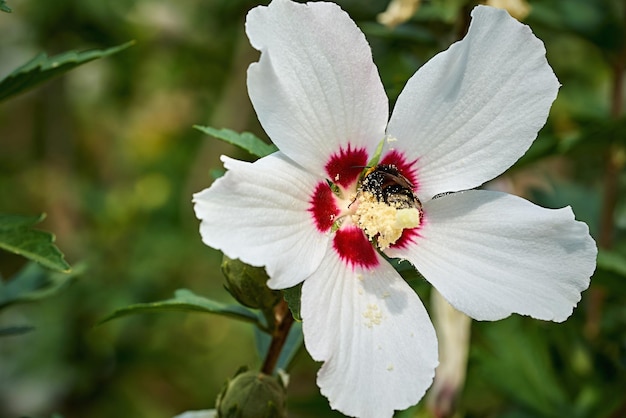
(261, 300, 295, 375)
(599, 51, 625, 248)
(586, 47, 626, 339)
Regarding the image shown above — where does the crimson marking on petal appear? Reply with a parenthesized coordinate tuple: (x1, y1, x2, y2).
(390, 227, 421, 250)
(309, 181, 340, 232)
(333, 226, 379, 269)
(325, 145, 369, 189)
(380, 150, 419, 192)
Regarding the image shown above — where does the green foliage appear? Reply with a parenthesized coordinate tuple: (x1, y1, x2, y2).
(474, 318, 571, 417)
(597, 249, 626, 277)
(418, 0, 470, 23)
(20, 415, 64, 418)
(282, 283, 302, 322)
(0, 262, 77, 339)
(99, 288, 268, 331)
(194, 126, 278, 158)
(530, 0, 625, 53)
(1, 0, 625, 416)
(0, 325, 35, 337)
(0, 213, 70, 272)
(467, 311, 626, 418)
(0, 41, 134, 103)
(0, 0, 11, 13)
(0, 262, 76, 310)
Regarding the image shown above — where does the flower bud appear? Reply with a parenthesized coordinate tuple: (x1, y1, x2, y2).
(221, 256, 282, 310)
(216, 369, 287, 418)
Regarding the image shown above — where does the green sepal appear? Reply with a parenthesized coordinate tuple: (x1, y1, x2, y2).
(330, 218, 343, 233)
(98, 288, 269, 332)
(221, 256, 282, 312)
(0, 41, 134, 103)
(1, 0, 11, 13)
(282, 283, 302, 322)
(325, 179, 341, 196)
(194, 126, 278, 158)
(0, 262, 78, 310)
(0, 213, 70, 272)
(364, 137, 387, 170)
(216, 369, 287, 418)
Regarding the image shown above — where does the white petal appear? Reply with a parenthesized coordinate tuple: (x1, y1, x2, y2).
(246, 0, 388, 177)
(193, 152, 328, 289)
(173, 410, 216, 418)
(387, 190, 596, 322)
(301, 244, 438, 418)
(387, 6, 559, 200)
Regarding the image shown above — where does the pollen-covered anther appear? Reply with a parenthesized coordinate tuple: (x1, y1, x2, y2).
(352, 191, 421, 250)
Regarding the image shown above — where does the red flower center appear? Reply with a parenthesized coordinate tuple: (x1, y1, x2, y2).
(309, 144, 422, 270)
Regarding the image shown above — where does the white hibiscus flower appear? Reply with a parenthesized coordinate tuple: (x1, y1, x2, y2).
(193, 1, 597, 417)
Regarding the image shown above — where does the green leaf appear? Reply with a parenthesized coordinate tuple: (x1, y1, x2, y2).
(597, 249, 626, 278)
(98, 288, 267, 331)
(0, 213, 70, 272)
(472, 317, 572, 417)
(21, 415, 65, 418)
(530, 0, 625, 53)
(0, 0, 11, 13)
(282, 283, 302, 322)
(0, 41, 134, 103)
(194, 126, 278, 158)
(417, 0, 468, 24)
(0, 262, 77, 310)
(0, 325, 35, 337)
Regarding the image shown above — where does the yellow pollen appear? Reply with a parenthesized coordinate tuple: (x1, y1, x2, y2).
(363, 303, 383, 328)
(352, 192, 421, 250)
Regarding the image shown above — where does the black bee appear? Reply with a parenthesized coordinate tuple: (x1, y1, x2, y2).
(359, 164, 421, 210)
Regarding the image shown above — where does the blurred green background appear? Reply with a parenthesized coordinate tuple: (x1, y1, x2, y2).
(0, 0, 624, 417)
